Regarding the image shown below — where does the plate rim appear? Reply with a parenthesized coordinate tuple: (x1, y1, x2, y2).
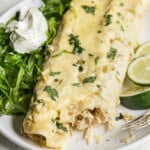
(0, 0, 149, 150)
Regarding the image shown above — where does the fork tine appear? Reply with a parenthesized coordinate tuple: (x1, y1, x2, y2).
(122, 110, 150, 130)
(125, 111, 149, 126)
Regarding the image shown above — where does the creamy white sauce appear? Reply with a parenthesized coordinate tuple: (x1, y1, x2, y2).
(7, 8, 48, 54)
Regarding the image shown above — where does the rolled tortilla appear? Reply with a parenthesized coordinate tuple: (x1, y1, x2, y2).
(23, 0, 148, 149)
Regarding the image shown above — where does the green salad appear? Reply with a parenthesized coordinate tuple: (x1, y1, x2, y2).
(0, 0, 71, 115)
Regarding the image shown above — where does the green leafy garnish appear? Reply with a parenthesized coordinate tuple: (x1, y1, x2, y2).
(50, 71, 61, 76)
(41, 0, 71, 44)
(44, 86, 59, 101)
(96, 84, 101, 89)
(117, 12, 121, 16)
(121, 25, 125, 32)
(95, 56, 100, 65)
(97, 30, 102, 33)
(0, 0, 71, 115)
(83, 76, 96, 83)
(104, 14, 112, 26)
(69, 34, 84, 55)
(120, 2, 124, 6)
(78, 65, 84, 72)
(72, 83, 80, 87)
(107, 47, 117, 60)
(0, 26, 44, 115)
(116, 113, 124, 121)
(81, 5, 96, 15)
(51, 119, 68, 132)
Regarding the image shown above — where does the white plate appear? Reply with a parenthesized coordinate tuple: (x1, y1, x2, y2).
(0, 0, 150, 150)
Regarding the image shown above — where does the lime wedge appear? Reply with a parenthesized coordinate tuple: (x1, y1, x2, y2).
(127, 55, 150, 85)
(120, 78, 150, 109)
(135, 42, 150, 57)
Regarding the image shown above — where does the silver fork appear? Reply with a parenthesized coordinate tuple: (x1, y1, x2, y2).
(123, 110, 150, 130)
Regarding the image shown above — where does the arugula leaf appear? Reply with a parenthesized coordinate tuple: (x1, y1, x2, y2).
(41, 0, 71, 44)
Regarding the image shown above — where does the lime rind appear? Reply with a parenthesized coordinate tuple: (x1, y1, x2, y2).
(120, 78, 150, 96)
(135, 41, 150, 57)
(120, 78, 150, 109)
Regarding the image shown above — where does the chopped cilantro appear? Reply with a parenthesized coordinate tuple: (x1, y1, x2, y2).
(116, 113, 124, 121)
(83, 76, 96, 83)
(88, 53, 94, 57)
(96, 84, 101, 89)
(104, 14, 112, 26)
(120, 2, 124, 6)
(121, 25, 125, 32)
(97, 30, 102, 33)
(78, 65, 84, 72)
(81, 5, 96, 15)
(51, 119, 68, 132)
(95, 56, 100, 65)
(44, 85, 59, 101)
(54, 79, 59, 82)
(69, 34, 84, 55)
(50, 72, 61, 76)
(107, 47, 117, 60)
(72, 83, 80, 87)
(72, 63, 77, 67)
(117, 12, 121, 16)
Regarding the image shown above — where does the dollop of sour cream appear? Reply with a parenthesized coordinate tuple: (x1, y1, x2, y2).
(7, 8, 48, 54)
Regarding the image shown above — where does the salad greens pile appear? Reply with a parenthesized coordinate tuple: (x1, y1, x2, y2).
(0, 0, 71, 115)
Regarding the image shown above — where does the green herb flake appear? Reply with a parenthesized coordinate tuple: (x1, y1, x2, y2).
(104, 14, 112, 26)
(116, 71, 120, 75)
(69, 34, 84, 55)
(88, 53, 94, 57)
(116, 113, 124, 121)
(43, 86, 59, 101)
(72, 64, 77, 67)
(121, 25, 125, 32)
(81, 60, 86, 64)
(96, 84, 101, 89)
(95, 56, 100, 65)
(72, 83, 80, 87)
(78, 65, 84, 72)
(117, 12, 121, 16)
(83, 76, 96, 83)
(97, 30, 102, 33)
(54, 79, 59, 82)
(81, 5, 96, 15)
(107, 47, 117, 60)
(50, 72, 61, 76)
(51, 119, 68, 132)
(120, 2, 124, 6)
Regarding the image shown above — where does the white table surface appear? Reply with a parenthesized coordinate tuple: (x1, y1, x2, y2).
(0, 0, 149, 150)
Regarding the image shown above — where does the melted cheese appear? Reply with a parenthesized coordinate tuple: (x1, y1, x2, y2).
(23, 0, 148, 149)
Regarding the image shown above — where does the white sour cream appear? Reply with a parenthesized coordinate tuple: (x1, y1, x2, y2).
(7, 8, 48, 54)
